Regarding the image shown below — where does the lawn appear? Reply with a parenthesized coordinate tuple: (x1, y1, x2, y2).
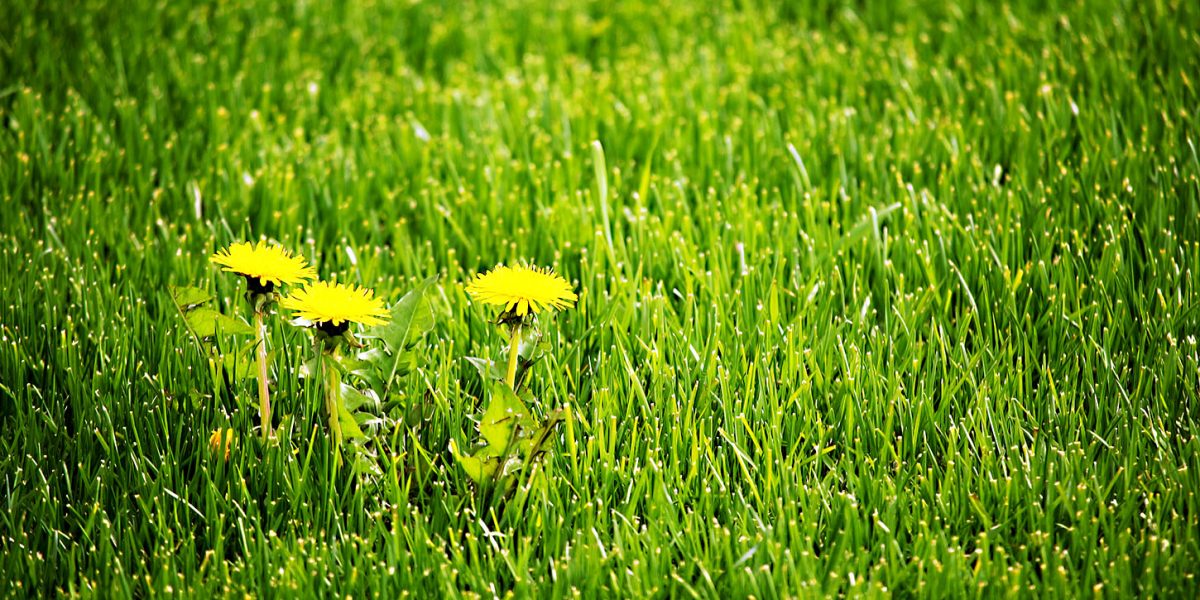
(2, 0, 1199, 596)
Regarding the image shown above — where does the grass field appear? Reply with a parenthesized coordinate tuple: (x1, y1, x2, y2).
(3, 0, 1200, 596)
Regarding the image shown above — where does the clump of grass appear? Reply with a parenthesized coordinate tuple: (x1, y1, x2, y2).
(1, 0, 1199, 597)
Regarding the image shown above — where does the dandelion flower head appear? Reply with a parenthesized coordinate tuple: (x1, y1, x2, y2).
(208, 428, 234, 460)
(210, 241, 317, 288)
(282, 281, 390, 327)
(466, 264, 577, 317)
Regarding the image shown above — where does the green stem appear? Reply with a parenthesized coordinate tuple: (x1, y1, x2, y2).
(505, 323, 523, 389)
(324, 346, 343, 467)
(254, 310, 271, 442)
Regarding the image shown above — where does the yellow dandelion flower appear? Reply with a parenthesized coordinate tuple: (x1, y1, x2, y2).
(281, 281, 390, 327)
(466, 264, 577, 317)
(210, 241, 317, 288)
(208, 428, 234, 460)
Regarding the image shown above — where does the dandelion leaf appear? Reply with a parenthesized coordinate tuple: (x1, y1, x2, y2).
(337, 405, 367, 441)
(360, 277, 438, 394)
(219, 340, 260, 380)
(170, 285, 212, 310)
(340, 383, 377, 412)
(449, 439, 499, 483)
(480, 385, 536, 450)
(186, 308, 254, 338)
(464, 356, 502, 383)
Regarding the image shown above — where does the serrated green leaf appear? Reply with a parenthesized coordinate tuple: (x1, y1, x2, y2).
(480, 385, 534, 451)
(355, 414, 385, 430)
(220, 341, 260, 380)
(340, 384, 377, 412)
(170, 285, 212, 310)
(186, 308, 254, 338)
(338, 405, 367, 440)
(464, 356, 502, 382)
(360, 277, 438, 396)
(367, 277, 438, 352)
(334, 353, 371, 373)
(353, 374, 387, 401)
(217, 313, 255, 336)
(185, 308, 221, 337)
(525, 409, 565, 457)
(355, 348, 386, 363)
(449, 439, 499, 483)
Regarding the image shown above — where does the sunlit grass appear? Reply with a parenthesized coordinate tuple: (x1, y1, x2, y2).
(1, 0, 1198, 596)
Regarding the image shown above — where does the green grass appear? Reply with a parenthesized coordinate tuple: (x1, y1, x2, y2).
(2, 0, 1199, 596)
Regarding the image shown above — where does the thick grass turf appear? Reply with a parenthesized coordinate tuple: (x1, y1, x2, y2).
(2, 0, 1199, 596)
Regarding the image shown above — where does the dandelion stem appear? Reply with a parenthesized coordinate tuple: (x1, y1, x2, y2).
(324, 346, 343, 467)
(254, 310, 272, 442)
(505, 323, 522, 389)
